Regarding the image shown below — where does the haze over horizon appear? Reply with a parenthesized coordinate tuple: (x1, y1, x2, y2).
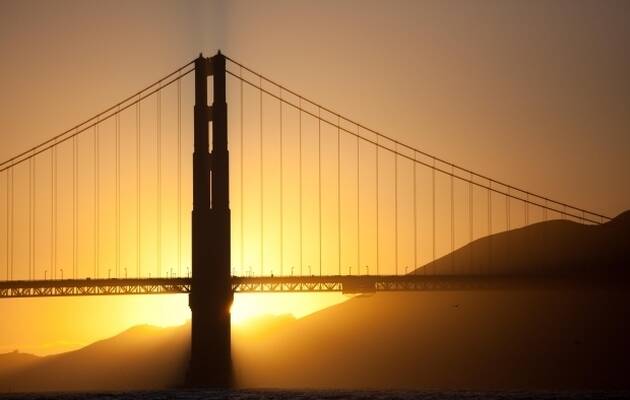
(1, 211, 628, 391)
(1, 0, 629, 363)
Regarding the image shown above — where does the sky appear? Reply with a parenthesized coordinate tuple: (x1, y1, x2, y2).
(0, 0, 629, 355)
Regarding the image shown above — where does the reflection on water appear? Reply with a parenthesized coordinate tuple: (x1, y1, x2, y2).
(0, 390, 628, 400)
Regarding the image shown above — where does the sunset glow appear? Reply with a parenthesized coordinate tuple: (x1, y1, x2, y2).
(0, 0, 629, 393)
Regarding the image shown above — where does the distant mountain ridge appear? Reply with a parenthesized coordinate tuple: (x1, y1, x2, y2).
(0, 212, 628, 392)
(415, 210, 630, 277)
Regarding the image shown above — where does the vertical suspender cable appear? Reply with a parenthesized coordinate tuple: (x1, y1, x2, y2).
(115, 110, 120, 278)
(260, 77, 263, 276)
(506, 187, 510, 267)
(298, 97, 303, 276)
(52, 147, 57, 279)
(469, 172, 473, 272)
(394, 144, 398, 276)
(28, 159, 32, 280)
(136, 97, 141, 277)
(337, 115, 341, 276)
(50, 150, 54, 280)
(413, 152, 417, 274)
(488, 180, 492, 272)
(177, 75, 182, 277)
(33, 158, 37, 280)
(157, 88, 162, 278)
(279, 89, 284, 276)
(239, 67, 244, 276)
(9, 168, 13, 280)
(95, 122, 100, 278)
(375, 137, 379, 276)
(542, 199, 548, 265)
(525, 193, 529, 225)
(506, 187, 510, 231)
(432, 158, 436, 273)
(356, 128, 360, 275)
(318, 108, 322, 276)
(452, 166, 457, 271)
(73, 134, 78, 279)
(5, 171, 8, 280)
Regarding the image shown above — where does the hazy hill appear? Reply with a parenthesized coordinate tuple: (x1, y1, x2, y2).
(235, 288, 630, 390)
(0, 324, 189, 392)
(417, 210, 630, 277)
(0, 351, 40, 378)
(1, 212, 628, 392)
(234, 212, 630, 390)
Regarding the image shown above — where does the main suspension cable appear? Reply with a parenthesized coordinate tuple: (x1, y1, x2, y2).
(225, 65, 609, 223)
(0, 61, 195, 173)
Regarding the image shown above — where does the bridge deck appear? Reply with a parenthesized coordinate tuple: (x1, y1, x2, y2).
(0, 274, 620, 298)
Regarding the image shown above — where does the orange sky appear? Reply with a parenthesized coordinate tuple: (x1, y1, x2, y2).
(1, 0, 629, 355)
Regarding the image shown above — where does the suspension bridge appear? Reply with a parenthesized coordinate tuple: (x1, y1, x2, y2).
(0, 52, 612, 386)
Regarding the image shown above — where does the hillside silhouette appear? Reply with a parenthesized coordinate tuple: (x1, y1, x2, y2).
(418, 210, 629, 277)
(0, 212, 628, 392)
(0, 325, 190, 392)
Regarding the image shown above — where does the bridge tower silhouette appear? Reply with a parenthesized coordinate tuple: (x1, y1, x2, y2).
(188, 52, 232, 387)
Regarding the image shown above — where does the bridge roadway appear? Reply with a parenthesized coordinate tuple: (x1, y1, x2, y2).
(0, 273, 617, 298)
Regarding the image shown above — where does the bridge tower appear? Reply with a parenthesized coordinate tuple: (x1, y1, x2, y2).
(188, 51, 233, 387)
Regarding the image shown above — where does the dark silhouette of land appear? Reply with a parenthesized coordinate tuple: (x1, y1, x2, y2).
(420, 210, 629, 278)
(0, 211, 628, 392)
